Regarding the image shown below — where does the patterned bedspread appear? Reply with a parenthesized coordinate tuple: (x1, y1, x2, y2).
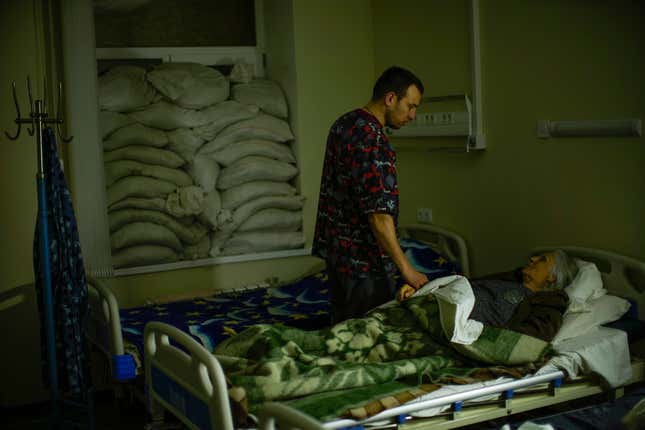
(214, 292, 551, 423)
(120, 272, 331, 368)
(119, 237, 461, 370)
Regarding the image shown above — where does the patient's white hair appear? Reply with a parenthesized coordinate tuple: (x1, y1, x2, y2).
(546, 249, 579, 290)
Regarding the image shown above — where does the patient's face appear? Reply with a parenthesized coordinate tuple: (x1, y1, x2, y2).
(522, 252, 556, 292)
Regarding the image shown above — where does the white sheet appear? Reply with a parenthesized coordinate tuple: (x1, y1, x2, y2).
(537, 326, 632, 388)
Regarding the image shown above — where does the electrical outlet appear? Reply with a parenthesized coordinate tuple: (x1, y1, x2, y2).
(416, 207, 433, 224)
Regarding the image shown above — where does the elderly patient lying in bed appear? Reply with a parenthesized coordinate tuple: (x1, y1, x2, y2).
(398, 249, 579, 342)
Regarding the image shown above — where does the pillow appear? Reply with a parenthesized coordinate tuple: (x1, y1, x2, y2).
(564, 259, 606, 313)
(552, 294, 631, 344)
(398, 238, 461, 285)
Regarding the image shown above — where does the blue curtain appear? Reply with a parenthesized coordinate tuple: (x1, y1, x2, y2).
(33, 127, 90, 399)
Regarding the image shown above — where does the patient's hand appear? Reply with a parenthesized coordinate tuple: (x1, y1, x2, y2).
(397, 284, 417, 302)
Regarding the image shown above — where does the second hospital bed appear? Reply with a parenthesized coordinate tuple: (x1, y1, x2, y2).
(142, 236, 645, 430)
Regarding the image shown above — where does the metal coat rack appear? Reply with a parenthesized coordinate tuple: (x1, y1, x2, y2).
(4, 77, 93, 429)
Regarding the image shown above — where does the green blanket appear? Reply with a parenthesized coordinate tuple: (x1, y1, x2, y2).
(214, 293, 551, 421)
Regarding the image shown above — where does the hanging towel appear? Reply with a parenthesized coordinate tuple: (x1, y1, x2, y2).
(33, 127, 90, 399)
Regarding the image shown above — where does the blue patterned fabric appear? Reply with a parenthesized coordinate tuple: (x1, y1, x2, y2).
(120, 271, 331, 359)
(399, 237, 462, 281)
(33, 128, 90, 399)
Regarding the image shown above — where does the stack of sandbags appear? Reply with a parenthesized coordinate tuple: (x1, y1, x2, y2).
(198, 78, 304, 257)
(98, 63, 304, 268)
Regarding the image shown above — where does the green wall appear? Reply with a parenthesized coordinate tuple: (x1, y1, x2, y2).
(0, 0, 57, 406)
(373, 0, 645, 275)
(1, 0, 643, 406)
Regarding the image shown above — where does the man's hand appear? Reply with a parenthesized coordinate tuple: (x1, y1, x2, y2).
(397, 284, 416, 302)
(401, 267, 429, 291)
(396, 268, 429, 301)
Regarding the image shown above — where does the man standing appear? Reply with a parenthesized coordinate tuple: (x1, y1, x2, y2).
(313, 66, 429, 324)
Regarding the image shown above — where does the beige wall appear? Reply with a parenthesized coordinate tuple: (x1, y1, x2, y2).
(373, 0, 645, 275)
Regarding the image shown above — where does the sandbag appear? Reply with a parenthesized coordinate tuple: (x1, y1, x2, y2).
(98, 65, 156, 112)
(108, 208, 207, 245)
(108, 197, 167, 213)
(165, 186, 204, 217)
(107, 176, 177, 206)
(110, 222, 182, 252)
(221, 231, 304, 256)
(211, 139, 295, 167)
(237, 208, 302, 233)
(231, 79, 288, 119)
(104, 145, 185, 168)
(147, 62, 229, 109)
(197, 189, 225, 230)
(112, 244, 179, 269)
(104, 160, 193, 187)
(209, 195, 305, 257)
(217, 156, 298, 190)
(193, 100, 260, 141)
(187, 154, 220, 193)
(129, 101, 210, 130)
(99, 110, 136, 139)
(103, 123, 168, 151)
(166, 128, 205, 162)
(183, 235, 211, 260)
(229, 63, 254, 84)
(198, 114, 294, 154)
(220, 181, 296, 211)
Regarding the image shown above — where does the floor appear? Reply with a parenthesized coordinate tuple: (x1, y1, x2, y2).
(3, 389, 157, 430)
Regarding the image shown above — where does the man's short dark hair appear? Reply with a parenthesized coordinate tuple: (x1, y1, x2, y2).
(372, 66, 424, 101)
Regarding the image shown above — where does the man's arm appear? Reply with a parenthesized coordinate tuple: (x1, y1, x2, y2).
(368, 212, 428, 293)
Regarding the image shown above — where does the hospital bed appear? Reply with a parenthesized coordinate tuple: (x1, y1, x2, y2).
(142, 239, 645, 430)
(85, 224, 468, 396)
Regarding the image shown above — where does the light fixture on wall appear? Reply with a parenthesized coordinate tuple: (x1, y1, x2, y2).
(537, 119, 642, 139)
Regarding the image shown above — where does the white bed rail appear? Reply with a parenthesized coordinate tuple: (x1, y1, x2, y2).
(144, 321, 233, 430)
(86, 276, 124, 356)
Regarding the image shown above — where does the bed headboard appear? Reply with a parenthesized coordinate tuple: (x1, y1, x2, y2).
(398, 223, 470, 277)
(532, 246, 645, 320)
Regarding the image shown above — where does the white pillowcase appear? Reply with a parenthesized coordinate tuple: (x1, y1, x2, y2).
(564, 259, 606, 313)
(552, 294, 631, 344)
